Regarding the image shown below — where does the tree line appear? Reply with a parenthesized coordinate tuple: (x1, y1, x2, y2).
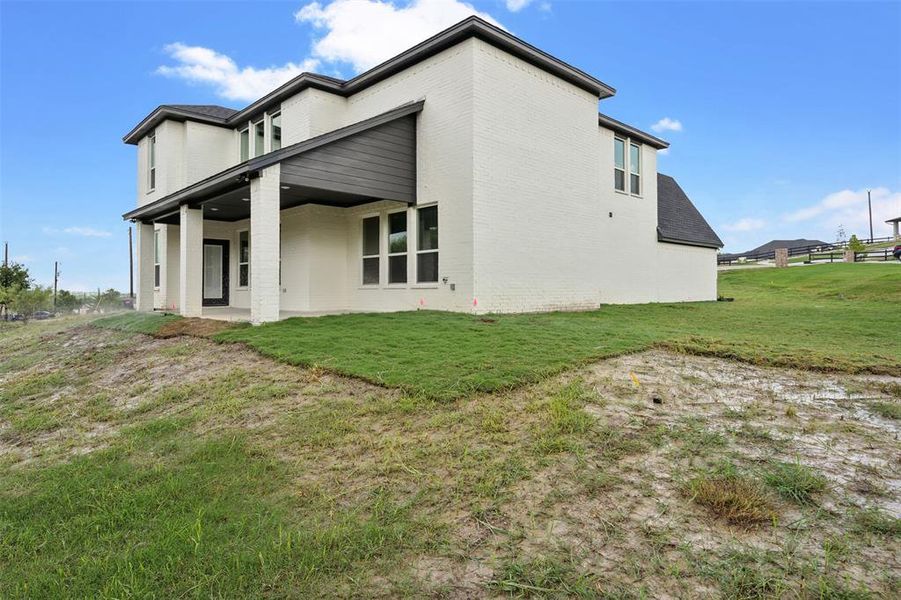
(0, 262, 123, 321)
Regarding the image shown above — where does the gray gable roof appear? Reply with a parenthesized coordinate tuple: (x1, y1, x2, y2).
(656, 174, 723, 249)
(166, 105, 238, 120)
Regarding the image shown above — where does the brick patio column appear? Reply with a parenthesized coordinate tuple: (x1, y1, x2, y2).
(135, 222, 154, 312)
(179, 205, 203, 317)
(250, 164, 281, 324)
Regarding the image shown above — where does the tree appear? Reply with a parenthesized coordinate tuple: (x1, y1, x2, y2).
(10, 286, 53, 320)
(0, 262, 31, 290)
(55, 290, 82, 313)
(98, 288, 122, 310)
(847, 234, 866, 253)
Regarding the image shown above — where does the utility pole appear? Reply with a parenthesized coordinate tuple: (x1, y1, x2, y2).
(3, 242, 7, 267)
(867, 189, 873, 242)
(128, 227, 134, 299)
(53, 261, 59, 311)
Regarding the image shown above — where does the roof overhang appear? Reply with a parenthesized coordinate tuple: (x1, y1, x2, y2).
(123, 106, 233, 145)
(598, 113, 669, 149)
(886, 216, 901, 224)
(123, 101, 423, 222)
(657, 230, 723, 249)
(124, 16, 616, 144)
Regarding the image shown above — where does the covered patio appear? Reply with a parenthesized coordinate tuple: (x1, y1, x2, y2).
(124, 101, 422, 324)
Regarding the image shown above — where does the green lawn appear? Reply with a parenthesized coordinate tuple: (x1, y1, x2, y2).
(211, 264, 900, 399)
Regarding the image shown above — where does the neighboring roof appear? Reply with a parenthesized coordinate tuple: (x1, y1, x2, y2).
(598, 113, 669, 149)
(886, 216, 901, 224)
(124, 16, 616, 144)
(656, 174, 723, 249)
(746, 238, 828, 255)
(123, 100, 424, 222)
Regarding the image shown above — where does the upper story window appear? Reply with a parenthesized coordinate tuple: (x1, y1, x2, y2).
(239, 127, 249, 162)
(613, 137, 642, 196)
(253, 120, 265, 157)
(147, 132, 156, 192)
(270, 113, 282, 151)
(613, 137, 625, 192)
(630, 142, 641, 195)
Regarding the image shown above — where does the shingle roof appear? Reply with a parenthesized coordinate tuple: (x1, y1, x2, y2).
(656, 174, 723, 248)
(165, 104, 238, 121)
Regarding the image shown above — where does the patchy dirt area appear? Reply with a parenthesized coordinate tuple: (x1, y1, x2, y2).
(1, 322, 898, 597)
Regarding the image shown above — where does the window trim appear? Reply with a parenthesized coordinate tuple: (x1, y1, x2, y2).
(153, 229, 161, 289)
(612, 136, 643, 197)
(361, 214, 381, 287)
(416, 204, 439, 284)
(237, 229, 249, 289)
(147, 132, 156, 193)
(386, 208, 409, 286)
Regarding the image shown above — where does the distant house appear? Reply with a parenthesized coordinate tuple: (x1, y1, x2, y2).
(122, 17, 722, 323)
(721, 238, 828, 262)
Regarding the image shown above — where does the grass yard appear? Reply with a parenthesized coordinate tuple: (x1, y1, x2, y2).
(1, 304, 898, 597)
(206, 263, 900, 399)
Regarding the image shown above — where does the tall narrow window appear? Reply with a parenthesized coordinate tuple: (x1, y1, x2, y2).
(630, 142, 641, 195)
(153, 230, 161, 288)
(362, 216, 380, 285)
(148, 132, 156, 191)
(417, 206, 438, 283)
(238, 230, 249, 288)
(270, 112, 282, 151)
(253, 120, 265, 157)
(239, 128, 249, 161)
(613, 137, 625, 192)
(388, 211, 407, 284)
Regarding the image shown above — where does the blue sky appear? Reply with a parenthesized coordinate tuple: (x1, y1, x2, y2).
(1, 0, 899, 291)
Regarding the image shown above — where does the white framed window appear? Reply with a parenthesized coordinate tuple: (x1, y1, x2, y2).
(253, 119, 265, 157)
(387, 210, 408, 284)
(361, 215, 380, 285)
(238, 229, 249, 288)
(614, 137, 625, 192)
(153, 230, 161, 288)
(239, 127, 249, 162)
(416, 205, 438, 283)
(147, 132, 156, 192)
(630, 142, 641, 195)
(613, 137, 642, 196)
(270, 112, 282, 151)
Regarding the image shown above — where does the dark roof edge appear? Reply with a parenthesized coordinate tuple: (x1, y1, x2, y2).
(598, 113, 669, 149)
(657, 230, 723, 250)
(122, 101, 425, 222)
(123, 105, 233, 145)
(125, 16, 615, 144)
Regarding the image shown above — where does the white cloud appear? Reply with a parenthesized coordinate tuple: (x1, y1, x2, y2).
(650, 117, 682, 133)
(722, 217, 766, 232)
(43, 226, 112, 238)
(296, 0, 502, 73)
(657, 148, 670, 156)
(782, 187, 901, 238)
(157, 43, 320, 102)
(505, 0, 532, 11)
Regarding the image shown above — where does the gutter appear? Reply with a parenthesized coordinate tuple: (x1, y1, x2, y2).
(598, 113, 669, 149)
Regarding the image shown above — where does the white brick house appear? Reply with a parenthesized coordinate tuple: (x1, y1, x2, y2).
(123, 17, 722, 324)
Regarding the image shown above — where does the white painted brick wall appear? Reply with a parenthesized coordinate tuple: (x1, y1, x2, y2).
(250, 164, 281, 323)
(135, 223, 154, 312)
(470, 39, 604, 313)
(656, 243, 718, 301)
(179, 206, 203, 317)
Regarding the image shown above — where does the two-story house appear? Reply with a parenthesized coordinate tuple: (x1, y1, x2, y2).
(123, 16, 722, 324)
